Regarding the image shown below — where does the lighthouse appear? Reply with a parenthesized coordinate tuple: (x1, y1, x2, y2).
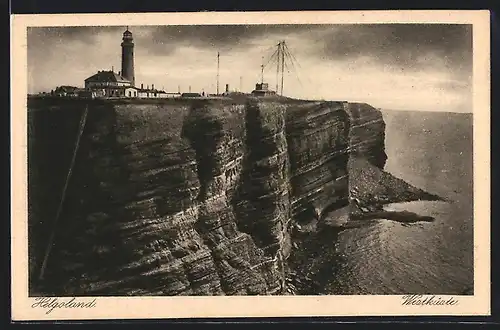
(121, 27, 135, 86)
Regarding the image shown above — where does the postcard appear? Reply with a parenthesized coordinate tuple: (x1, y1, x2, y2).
(11, 10, 491, 320)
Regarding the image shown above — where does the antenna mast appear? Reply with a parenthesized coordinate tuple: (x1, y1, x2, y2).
(275, 42, 280, 93)
(217, 51, 220, 95)
(280, 41, 285, 96)
(261, 56, 264, 84)
(274, 41, 286, 95)
(261, 40, 304, 97)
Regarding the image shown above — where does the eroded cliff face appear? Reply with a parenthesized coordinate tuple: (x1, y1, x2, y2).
(28, 97, 387, 296)
(343, 102, 387, 169)
(286, 101, 350, 231)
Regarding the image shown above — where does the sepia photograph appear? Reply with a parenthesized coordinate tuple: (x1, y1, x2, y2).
(11, 11, 490, 319)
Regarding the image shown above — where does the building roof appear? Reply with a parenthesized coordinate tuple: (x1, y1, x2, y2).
(55, 85, 80, 92)
(251, 89, 276, 95)
(181, 93, 202, 97)
(123, 28, 133, 37)
(137, 89, 167, 93)
(85, 70, 131, 83)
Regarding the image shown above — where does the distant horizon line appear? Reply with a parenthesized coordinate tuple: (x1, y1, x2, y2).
(379, 107, 473, 114)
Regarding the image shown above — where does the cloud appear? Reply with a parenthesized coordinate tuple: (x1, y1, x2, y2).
(318, 24, 472, 76)
(27, 24, 473, 112)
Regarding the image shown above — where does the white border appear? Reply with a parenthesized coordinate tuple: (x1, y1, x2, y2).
(11, 10, 491, 320)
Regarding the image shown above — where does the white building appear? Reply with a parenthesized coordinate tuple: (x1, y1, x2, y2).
(163, 92, 181, 98)
(83, 70, 138, 97)
(136, 83, 179, 98)
(85, 70, 132, 89)
(109, 86, 138, 98)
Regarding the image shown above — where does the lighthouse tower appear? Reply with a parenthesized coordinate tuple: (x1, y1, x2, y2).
(121, 27, 135, 86)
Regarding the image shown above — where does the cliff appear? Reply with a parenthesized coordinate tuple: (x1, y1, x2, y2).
(27, 96, 423, 296)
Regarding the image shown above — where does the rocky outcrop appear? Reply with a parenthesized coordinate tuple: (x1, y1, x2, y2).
(348, 155, 444, 217)
(27, 97, 389, 296)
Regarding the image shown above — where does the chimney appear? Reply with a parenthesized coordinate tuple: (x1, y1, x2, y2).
(152, 84, 155, 90)
(141, 83, 144, 89)
(225, 84, 229, 93)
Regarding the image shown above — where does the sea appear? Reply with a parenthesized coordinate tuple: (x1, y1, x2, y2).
(331, 109, 474, 295)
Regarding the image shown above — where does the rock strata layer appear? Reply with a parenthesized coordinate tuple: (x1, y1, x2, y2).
(28, 97, 396, 295)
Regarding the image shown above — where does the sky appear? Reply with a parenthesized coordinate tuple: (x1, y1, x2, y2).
(27, 24, 473, 112)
